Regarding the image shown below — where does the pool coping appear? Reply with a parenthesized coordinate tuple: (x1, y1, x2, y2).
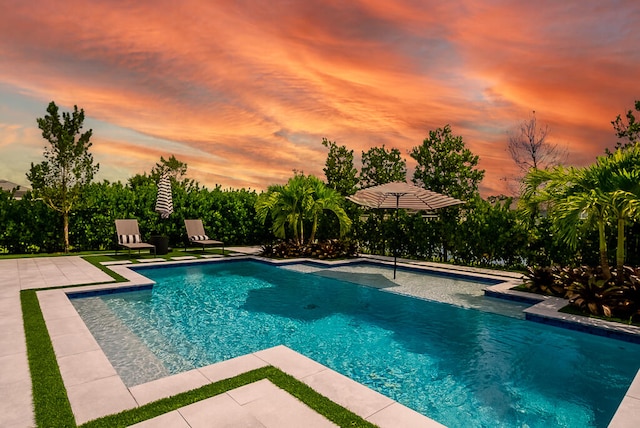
(42, 255, 640, 427)
(38, 257, 444, 427)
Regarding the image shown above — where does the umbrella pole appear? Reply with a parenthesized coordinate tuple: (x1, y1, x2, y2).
(394, 195, 399, 279)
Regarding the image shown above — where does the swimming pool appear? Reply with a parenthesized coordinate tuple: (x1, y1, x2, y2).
(70, 260, 640, 427)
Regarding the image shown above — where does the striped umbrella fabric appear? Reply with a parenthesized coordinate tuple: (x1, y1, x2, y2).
(347, 181, 464, 278)
(154, 173, 173, 219)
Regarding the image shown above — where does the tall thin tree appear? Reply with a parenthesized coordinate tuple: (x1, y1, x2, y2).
(26, 101, 99, 253)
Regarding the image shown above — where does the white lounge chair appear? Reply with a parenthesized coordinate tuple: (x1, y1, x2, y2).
(115, 219, 156, 256)
(184, 219, 224, 253)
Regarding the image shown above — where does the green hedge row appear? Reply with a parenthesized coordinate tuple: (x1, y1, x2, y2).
(0, 177, 269, 253)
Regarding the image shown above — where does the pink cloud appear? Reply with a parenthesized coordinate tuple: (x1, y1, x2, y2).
(0, 0, 638, 196)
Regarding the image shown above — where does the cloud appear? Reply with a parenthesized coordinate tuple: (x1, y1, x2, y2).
(0, 0, 638, 196)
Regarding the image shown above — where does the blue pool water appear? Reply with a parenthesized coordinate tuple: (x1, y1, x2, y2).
(70, 260, 640, 428)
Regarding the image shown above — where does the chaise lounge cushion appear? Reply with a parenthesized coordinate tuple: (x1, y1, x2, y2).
(119, 234, 142, 244)
(190, 235, 209, 241)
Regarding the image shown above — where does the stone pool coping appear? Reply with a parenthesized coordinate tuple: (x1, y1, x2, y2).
(42, 255, 640, 426)
(38, 257, 443, 427)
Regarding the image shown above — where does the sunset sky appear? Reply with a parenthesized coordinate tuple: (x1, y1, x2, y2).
(1, 0, 638, 196)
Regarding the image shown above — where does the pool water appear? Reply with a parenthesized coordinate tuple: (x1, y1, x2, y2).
(70, 260, 640, 428)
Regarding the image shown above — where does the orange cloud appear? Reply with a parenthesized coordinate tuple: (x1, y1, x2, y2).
(0, 0, 638, 197)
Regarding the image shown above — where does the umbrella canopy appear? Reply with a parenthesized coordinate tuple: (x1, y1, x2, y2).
(154, 173, 174, 219)
(347, 181, 463, 211)
(348, 181, 464, 278)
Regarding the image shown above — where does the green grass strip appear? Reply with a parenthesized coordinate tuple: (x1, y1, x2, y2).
(22, 288, 378, 428)
(21, 290, 76, 427)
(80, 366, 377, 428)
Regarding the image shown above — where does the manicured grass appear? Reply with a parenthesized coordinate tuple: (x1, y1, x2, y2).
(82, 248, 227, 282)
(80, 366, 378, 428)
(21, 290, 76, 427)
(21, 286, 379, 428)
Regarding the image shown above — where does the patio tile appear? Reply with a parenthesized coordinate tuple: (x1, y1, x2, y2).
(368, 402, 446, 428)
(0, 350, 29, 380)
(66, 375, 137, 425)
(0, 329, 26, 358)
(100, 260, 133, 266)
(50, 331, 101, 358)
(0, 296, 21, 324)
(626, 369, 640, 399)
(129, 369, 210, 406)
(170, 256, 198, 261)
(129, 411, 190, 428)
(0, 376, 33, 428)
(609, 394, 640, 428)
(178, 393, 263, 428)
(45, 314, 90, 337)
(37, 289, 74, 308)
(254, 345, 326, 379)
(198, 354, 268, 384)
(137, 258, 167, 263)
(58, 349, 118, 386)
(302, 368, 394, 419)
(230, 379, 338, 428)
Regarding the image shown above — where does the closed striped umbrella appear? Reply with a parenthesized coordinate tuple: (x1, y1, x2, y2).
(348, 181, 464, 278)
(154, 173, 173, 219)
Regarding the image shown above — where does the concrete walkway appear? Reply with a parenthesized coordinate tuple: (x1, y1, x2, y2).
(0, 256, 114, 427)
(0, 256, 441, 427)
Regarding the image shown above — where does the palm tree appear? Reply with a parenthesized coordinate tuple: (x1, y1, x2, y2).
(522, 165, 613, 278)
(521, 143, 640, 279)
(306, 175, 352, 243)
(255, 173, 351, 245)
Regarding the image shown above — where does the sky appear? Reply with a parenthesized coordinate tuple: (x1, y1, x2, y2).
(0, 0, 639, 197)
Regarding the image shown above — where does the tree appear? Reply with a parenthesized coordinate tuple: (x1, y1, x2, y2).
(26, 101, 99, 252)
(522, 165, 612, 277)
(410, 125, 484, 262)
(411, 125, 484, 200)
(359, 145, 406, 187)
(521, 144, 640, 280)
(255, 173, 351, 244)
(506, 111, 566, 195)
(610, 100, 640, 152)
(151, 154, 188, 180)
(322, 138, 358, 196)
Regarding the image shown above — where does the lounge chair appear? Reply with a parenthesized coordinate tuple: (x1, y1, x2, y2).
(184, 219, 224, 253)
(115, 219, 156, 256)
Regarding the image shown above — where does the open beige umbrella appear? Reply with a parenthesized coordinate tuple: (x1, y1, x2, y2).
(348, 181, 464, 278)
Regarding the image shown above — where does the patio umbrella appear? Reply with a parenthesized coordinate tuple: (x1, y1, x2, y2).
(348, 181, 464, 278)
(154, 173, 173, 219)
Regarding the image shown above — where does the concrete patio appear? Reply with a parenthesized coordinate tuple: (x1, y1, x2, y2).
(0, 256, 441, 427)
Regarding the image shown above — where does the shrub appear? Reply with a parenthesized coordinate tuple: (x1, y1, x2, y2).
(260, 239, 357, 260)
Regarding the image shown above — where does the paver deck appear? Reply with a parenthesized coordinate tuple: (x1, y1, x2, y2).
(0, 255, 442, 427)
(2, 253, 639, 427)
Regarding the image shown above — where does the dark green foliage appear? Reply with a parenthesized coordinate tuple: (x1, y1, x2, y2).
(610, 100, 640, 150)
(260, 239, 358, 259)
(21, 290, 76, 427)
(525, 265, 640, 322)
(359, 145, 406, 187)
(0, 178, 266, 254)
(523, 265, 572, 297)
(410, 125, 485, 262)
(411, 125, 484, 201)
(322, 138, 358, 196)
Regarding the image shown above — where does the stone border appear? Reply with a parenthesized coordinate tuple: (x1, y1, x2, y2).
(37, 259, 443, 427)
